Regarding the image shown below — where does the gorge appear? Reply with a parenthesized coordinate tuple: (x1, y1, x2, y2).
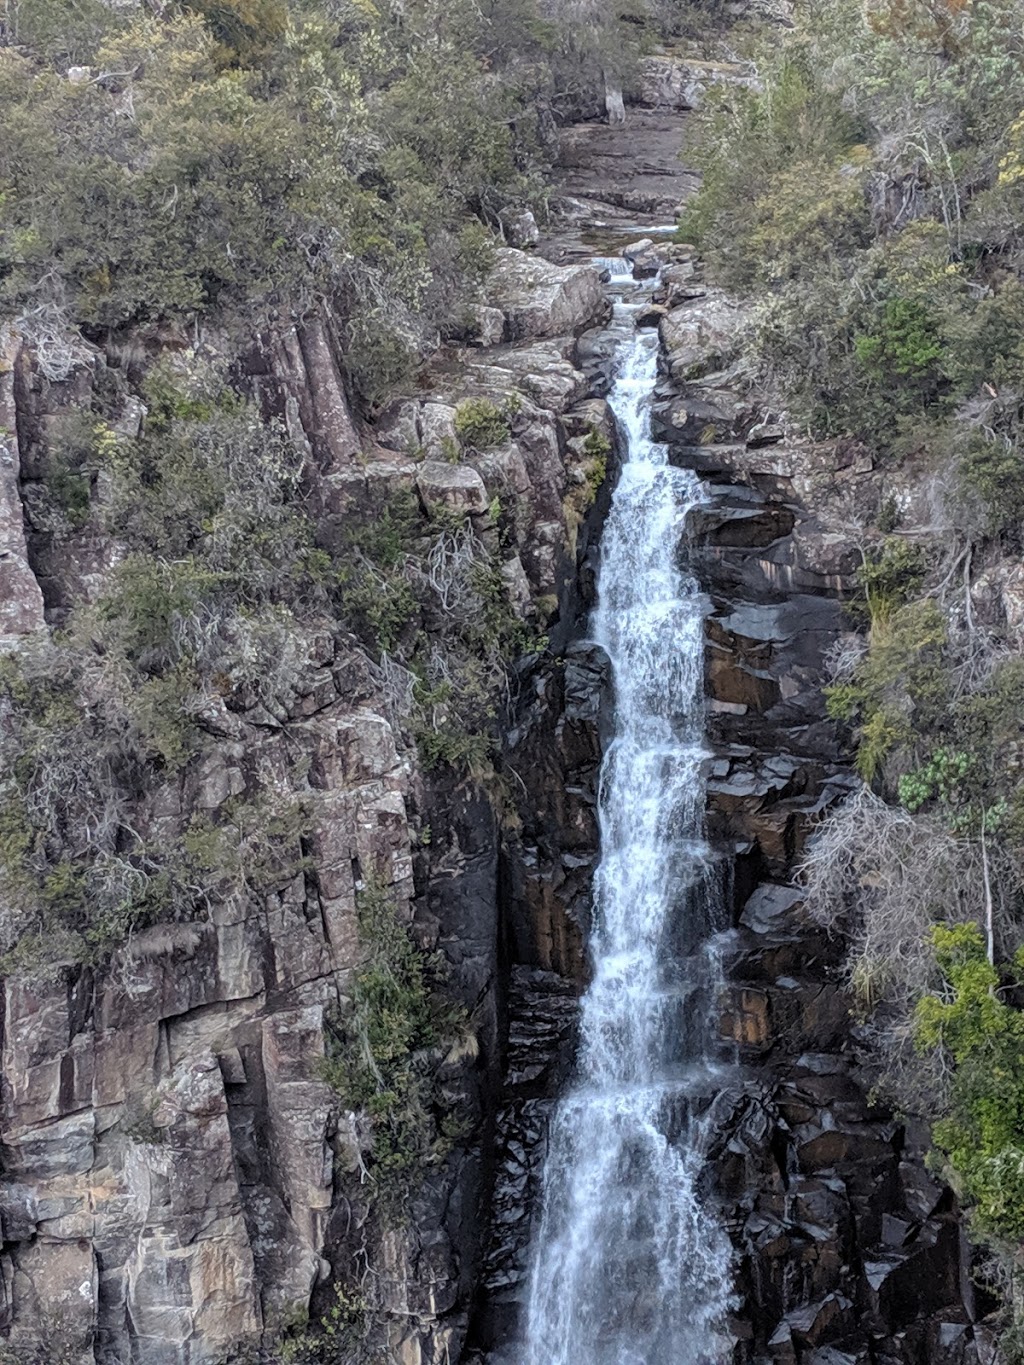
(470, 195, 988, 1364)
(1, 2, 1023, 1363)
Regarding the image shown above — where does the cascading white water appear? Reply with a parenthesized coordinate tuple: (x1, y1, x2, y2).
(518, 281, 735, 1365)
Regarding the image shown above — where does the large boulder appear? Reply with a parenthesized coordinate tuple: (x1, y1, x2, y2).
(658, 294, 745, 383)
(486, 250, 608, 342)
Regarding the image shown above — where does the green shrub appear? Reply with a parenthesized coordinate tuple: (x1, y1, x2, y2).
(39, 412, 114, 531)
(583, 425, 611, 500)
(453, 396, 518, 449)
(186, 0, 288, 67)
(681, 46, 868, 290)
(915, 922, 1024, 1241)
(413, 721, 493, 776)
(958, 431, 1024, 535)
(320, 878, 470, 1213)
(43, 384, 337, 765)
(877, 495, 902, 533)
(0, 0, 590, 413)
(857, 538, 927, 621)
(273, 1284, 382, 1365)
(333, 485, 537, 774)
(681, 0, 1024, 459)
(342, 570, 419, 656)
(899, 747, 974, 813)
(747, 159, 871, 284)
(3, 0, 126, 64)
(854, 295, 940, 375)
(340, 488, 421, 572)
(825, 597, 948, 782)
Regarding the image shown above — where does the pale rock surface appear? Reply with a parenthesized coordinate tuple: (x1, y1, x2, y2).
(638, 55, 760, 110)
(659, 293, 745, 383)
(500, 210, 540, 250)
(0, 330, 45, 639)
(417, 460, 491, 517)
(250, 314, 361, 469)
(470, 305, 506, 347)
(972, 561, 1024, 642)
(486, 249, 607, 342)
(0, 689, 420, 1361)
(0, 216, 613, 1365)
(420, 403, 461, 458)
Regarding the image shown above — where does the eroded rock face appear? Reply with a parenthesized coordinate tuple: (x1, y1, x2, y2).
(0, 653, 426, 1362)
(248, 312, 361, 470)
(638, 56, 761, 112)
(374, 333, 612, 608)
(473, 967, 580, 1348)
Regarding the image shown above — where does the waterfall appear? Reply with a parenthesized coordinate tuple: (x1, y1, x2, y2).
(517, 283, 736, 1365)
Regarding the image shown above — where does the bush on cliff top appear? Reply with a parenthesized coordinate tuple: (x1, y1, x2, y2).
(0, 0, 666, 409)
(683, 0, 1024, 451)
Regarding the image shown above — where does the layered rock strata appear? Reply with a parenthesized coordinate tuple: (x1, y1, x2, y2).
(667, 294, 987, 1364)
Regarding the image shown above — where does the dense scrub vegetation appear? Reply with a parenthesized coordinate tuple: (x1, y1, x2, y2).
(0, 0, 692, 401)
(320, 878, 471, 1209)
(0, 0, 669, 972)
(685, 0, 1024, 1332)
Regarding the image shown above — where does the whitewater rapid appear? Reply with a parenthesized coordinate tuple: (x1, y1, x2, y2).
(518, 273, 735, 1365)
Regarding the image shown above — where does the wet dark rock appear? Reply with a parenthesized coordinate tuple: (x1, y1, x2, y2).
(692, 496, 797, 549)
(654, 261, 983, 1365)
(500, 635, 609, 979)
(636, 303, 668, 329)
(562, 641, 612, 724)
(574, 324, 620, 394)
(740, 884, 805, 934)
(473, 968, 579, 1350)
(631, 251, 661, 279)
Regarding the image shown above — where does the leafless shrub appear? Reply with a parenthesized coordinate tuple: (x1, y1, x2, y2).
(12, 302, 92, 382)
(376, 651, 416, 728)
(801, 785, 984, 1018)
(410, 524, 487, 620)
(948, 625, 1013, 701)
(823, 632, 867, 684)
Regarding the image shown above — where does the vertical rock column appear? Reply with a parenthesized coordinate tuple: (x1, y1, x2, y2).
(0, 329, 45, 639)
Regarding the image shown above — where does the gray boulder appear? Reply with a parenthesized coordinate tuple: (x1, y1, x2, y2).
(487, 250, 608, 342)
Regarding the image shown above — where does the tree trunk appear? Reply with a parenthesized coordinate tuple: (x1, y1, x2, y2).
(604, 76, 625, 125)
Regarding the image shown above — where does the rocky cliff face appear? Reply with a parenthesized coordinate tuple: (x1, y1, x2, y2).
(0, 49, 992, 1365)
(662, 294, 990, 1365)
(0, 247, 612, 1364)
